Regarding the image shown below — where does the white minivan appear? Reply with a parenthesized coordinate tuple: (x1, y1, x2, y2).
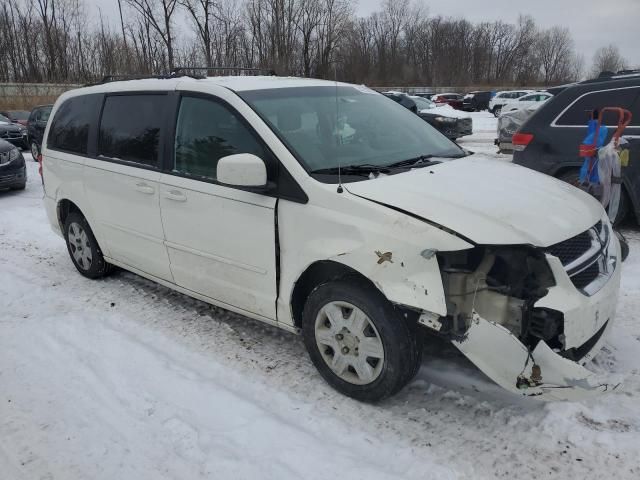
(42, 74, 621, 401)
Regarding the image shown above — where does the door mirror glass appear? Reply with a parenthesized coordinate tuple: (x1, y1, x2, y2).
(217, 153, 267, 188)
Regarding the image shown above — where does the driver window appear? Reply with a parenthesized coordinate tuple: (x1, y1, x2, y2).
(174, 96, 265, 180)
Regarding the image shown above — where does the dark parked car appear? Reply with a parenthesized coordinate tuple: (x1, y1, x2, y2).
(462, 91, 493, 111)
(0, 114, 28, 149)
(383, 92, 473, 140)
(27, 104, 53, 159)
(0, 138, 26, 190)
(431, 93, 464, 110)
(0, 110, 30, 127)
(513, 73, 640, 224)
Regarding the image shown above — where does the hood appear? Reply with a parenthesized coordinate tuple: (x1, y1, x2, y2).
(345, 156, 603, 247)
(0, 123, 23, 132)
(431, 104, 470, 119)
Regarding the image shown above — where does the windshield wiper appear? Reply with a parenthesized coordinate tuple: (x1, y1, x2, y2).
(385, 153, 466, 169)
(385, 155, 438, 169)
(310, 164, 389, 176)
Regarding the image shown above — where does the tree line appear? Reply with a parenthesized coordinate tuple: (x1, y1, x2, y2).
(0, 0, 630, 87)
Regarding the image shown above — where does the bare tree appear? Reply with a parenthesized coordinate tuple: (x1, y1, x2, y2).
(538, 26, 574, 84)
(124, 0, 179, 70)
(591, 44, 627, 77)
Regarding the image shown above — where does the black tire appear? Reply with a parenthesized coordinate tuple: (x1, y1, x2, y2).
(302, 278, 420, 402)
(63, 211, 112, 279)
(492, 106, 502, 117)
(30, 141, 39, 160)
(558, 169, 629, 225)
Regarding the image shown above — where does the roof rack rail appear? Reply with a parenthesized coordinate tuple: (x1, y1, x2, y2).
(97, 74, 171, 84)
(170, 66, 277, 78)
(616, 69, 640, 75)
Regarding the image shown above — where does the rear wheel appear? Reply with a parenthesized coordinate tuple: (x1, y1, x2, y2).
(493, 106, 502, 117)
(63, 212, 112, 278)
(558, 169, 629, 225)
(302, 279, 421, 402)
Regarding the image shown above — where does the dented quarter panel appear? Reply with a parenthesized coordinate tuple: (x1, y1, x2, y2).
(536, 237, 621, 351)
(452, 315, 619, 401)
(276, 184, 473, 326)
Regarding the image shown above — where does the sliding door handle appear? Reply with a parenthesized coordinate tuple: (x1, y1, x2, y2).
(134, 182, 155, 194)
(163, 189, 187, 202)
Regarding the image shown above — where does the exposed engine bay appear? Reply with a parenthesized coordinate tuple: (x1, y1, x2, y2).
(414, 241, 622, 400)
(436, 246, 561, 349)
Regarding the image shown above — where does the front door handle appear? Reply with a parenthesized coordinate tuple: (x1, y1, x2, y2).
(135, 182, 155, 194)
(163, 189, 187, 202)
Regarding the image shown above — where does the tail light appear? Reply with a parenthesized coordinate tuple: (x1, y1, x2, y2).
(512, 132, 534, 151)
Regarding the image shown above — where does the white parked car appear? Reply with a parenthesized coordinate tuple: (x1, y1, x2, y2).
(489, 90, 534, 117)
(42, 74, 621, 401)
(503, 92, 553, 113)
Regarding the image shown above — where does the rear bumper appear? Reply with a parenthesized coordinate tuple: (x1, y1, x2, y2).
(44, 194, 63, 237)
(512, 151, 560, 175)
(452, 235, 621, 401)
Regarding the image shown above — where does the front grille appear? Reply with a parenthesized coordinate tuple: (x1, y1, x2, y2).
(1, 131, 22, 139)
(570, 262, 599, 289)
(546, 220, 611, 295)
(546, 221, 603, 266)
(547, 230, 593, 264)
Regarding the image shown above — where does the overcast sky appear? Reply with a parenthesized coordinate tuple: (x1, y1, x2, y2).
(91, 0, 640, 68)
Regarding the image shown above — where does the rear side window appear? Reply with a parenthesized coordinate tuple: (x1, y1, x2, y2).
(48, 95, 100, 154)
(173, 96, 266, 180)
(556, 87, 640, 126)
(98, 94, 167, 167)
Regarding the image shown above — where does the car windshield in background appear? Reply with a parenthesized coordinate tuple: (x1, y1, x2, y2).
(240, 86, 463, 177)
(9, 110, 29, 120)
(0, 114, 9, 123)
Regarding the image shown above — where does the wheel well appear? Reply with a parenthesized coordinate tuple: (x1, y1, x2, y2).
(290, 260, 378, 329)
(554, 165, 580, 180)
(57, 199, 82, 230)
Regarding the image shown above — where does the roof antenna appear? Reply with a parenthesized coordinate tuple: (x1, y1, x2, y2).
(334, 63, 343, 194)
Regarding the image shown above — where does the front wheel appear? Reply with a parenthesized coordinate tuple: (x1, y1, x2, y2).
(302, 279, 421, 402)
(30, 141, 39, 160)
(493, 106, 502, 117)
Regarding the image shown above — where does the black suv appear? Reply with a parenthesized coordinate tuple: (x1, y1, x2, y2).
(462, 91, 492, 111)
(27, 104, 53, 159)
(513, 73, 640, 224)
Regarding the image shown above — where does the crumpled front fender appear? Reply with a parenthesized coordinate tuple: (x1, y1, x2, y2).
(330, 248, 450, 315)
(452, 314, 620, 401)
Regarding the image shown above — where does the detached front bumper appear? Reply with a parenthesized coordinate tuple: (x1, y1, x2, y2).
(451, 235, 621, 401)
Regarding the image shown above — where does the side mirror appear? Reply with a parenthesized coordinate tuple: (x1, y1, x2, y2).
(216, 153, 267, 188)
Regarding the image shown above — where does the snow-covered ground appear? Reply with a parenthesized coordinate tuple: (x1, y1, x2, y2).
(2, 130, 640, 479)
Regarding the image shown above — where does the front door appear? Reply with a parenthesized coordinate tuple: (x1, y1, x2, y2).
(159, 94, 278, 320)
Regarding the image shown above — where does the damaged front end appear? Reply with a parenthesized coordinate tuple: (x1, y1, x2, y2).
(421, 224, 621, 400)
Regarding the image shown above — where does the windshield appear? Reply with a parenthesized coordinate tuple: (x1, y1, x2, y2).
(240, 86, 462, 176)
(9, 110, 29, 120)
(0, 114, 9, 123)
(411, 96, 436, 110)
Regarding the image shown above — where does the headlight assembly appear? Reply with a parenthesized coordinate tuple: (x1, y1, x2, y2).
(8, 147, 20, 161)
